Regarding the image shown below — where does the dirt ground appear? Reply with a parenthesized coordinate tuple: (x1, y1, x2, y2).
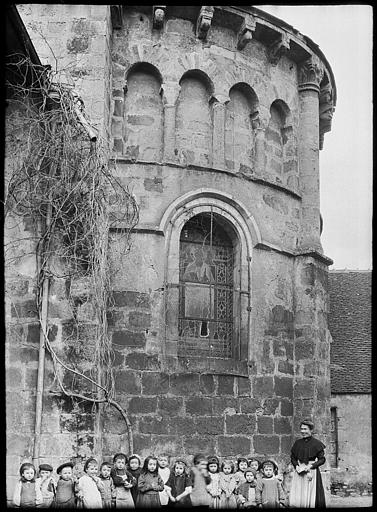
(328, 494, 373, 508)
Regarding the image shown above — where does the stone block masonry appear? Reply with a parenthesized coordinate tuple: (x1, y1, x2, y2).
(6, 4, 336, 504)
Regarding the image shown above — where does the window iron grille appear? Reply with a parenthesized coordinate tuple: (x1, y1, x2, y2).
(178, 212, 234, 359)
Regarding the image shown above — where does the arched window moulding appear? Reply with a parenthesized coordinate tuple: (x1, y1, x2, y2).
(159, 189, 261, 375)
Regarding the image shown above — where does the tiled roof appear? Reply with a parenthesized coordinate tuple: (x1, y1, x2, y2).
(328, 270, 372, 394)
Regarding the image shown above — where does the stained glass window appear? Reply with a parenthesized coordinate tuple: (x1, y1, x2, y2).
(178, 213, 234, 358)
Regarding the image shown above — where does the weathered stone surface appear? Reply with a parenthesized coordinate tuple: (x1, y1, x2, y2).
(128, 311, 151, 329)
(274, 416, 292, 435)
(280, 399, 293, 416)
(253, 376, 274, 398)
(125, 352, 160, 370)
(170, 374, 200, 396)
(158, 397, 184, 416)
(195, 416, 224, 436)
(111, 291, 150, 308)
(274, 376, 293, 398)
(200, 374, 215, 395)
(128, 396, 157, 414)
(217, 375, 235, 396)
(237, 376, 251, 396)
(112, 330, 145, 347)
(218, 436, 251, 455)
(213, 397, 240, 415)
(254, 435, 280, 455)
(114, 370, 141, 394)
(186, 397, 213, 416)
(11, 299, 38, 318)
(294, 378, 315, 398)
(183, 435, 216, 455)
(257, 416, 273, 434)
(141, 372, 169, 395)
(262, 398, 280, 415)
(226, 414, 256, 435)
(240, 398, 262, 414)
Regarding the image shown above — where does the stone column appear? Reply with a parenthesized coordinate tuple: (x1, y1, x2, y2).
(251, 113, 268, 177)
(211, 95, 228, 170)
(161, 82, 181, 163)
(297, 56, 324, 254)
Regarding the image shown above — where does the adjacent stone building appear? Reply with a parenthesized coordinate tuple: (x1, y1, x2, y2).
(328, 270, 372, 496)
(5, 4, 338, 503)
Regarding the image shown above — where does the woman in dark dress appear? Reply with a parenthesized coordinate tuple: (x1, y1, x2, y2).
(289, 419, 326, 508)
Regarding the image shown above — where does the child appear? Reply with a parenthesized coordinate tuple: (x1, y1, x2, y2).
(36, 463, 56, 508)
(247, 459, 261, 476)
(237, 468, 257, 508)
(207, 455, 221, 509)
(13, 462, 43, 508)
(136, 455, 165, 508)
(99, 461, 116, 508)
(77, 458, 104, 508)
(127, 454, 142, 507)
(189, 453, 211, 507)
(234, 457, 249, 487)
(255, 460, 285, 508)
(111, 452, 136, 508)
(218, 460, 237, 509)
(54, 462, 78, 508)
(157, 453, 171, 506)
(165, 459, 192, 507)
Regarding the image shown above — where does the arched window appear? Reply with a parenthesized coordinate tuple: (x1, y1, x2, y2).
(225, 83, 258, 173)
(265, 99, 295, 187)
(123, 63, 163, 161)
(175, 70, 213, 167)
(178, 213, 236, 359)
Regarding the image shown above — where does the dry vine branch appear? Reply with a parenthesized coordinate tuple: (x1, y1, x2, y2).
(5, 54, 139, 455)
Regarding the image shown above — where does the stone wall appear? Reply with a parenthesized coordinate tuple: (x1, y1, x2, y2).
(330, 394, 372, 496)
(6, 4, 335, 503)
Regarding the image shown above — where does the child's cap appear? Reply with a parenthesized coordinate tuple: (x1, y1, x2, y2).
(245, 467, 257, 476)
(113, 452, 128, 463)
(207, 455, 220, 465)
(39, 463, 53, 472)
(100, 461, 113, 469)
(237, 457, 248, 464)
(56, 462, 74, 474)
(20, 463, 35, 476)
(84, 458, 98, 471)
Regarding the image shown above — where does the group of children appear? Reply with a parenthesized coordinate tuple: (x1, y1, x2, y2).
(13, 453, 286, 508)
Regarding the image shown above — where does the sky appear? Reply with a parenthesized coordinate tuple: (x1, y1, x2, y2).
(257, 5, 373, 270)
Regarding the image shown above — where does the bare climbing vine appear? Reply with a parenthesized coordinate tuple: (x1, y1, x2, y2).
(5, 53, 139, 453)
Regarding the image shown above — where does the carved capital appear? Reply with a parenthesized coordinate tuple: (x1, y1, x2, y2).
(110, 5, 123, 30)
(161, 82, 181, 106)
(196, 6, 214, 40)
(211, 93, 230, 105)
(153, 5, 166, 29)
(298, 56, 324, 92)
(237, 14, 256, 50)
(268, 32, 290, 65)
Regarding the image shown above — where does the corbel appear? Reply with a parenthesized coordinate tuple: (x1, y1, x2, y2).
(268, 32, 290, 65)
(196, 6, 214, 40)
(319, 82, 334, 149)
(153, 5, 166, 29)
(110, 5, 122, 30)
(237, 14, 256, 50)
